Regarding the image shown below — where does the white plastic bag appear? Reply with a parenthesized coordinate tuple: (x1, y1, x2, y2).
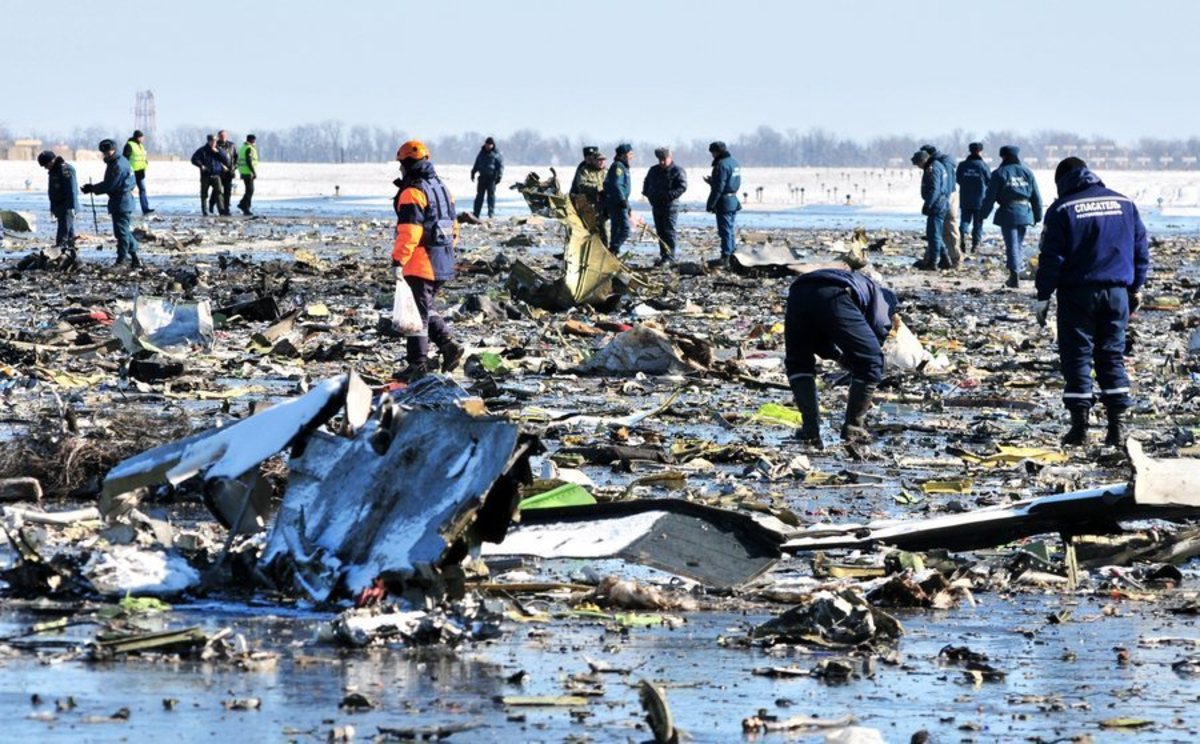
(391, 279, 423, 334)
(883, 319, 925, 371)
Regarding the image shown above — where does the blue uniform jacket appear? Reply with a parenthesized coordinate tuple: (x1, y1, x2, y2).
(955, 155, 990, 210)
(1034, 168, 1150, 301)
(48, 158, 80, 214)
(706, 153, 741, 213)
(791, 269, 899, 343)
(91, 154, 136, 214)
(603, 159, 631, 211)
(933, 152, 956, 196)
(920, 163, 949, 214)
(642, 162, 688, 207)
(471, 148, 504, 183)
(980, 159, 1043, 228)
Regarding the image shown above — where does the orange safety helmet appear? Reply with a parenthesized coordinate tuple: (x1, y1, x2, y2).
(396, 140, 430, 162)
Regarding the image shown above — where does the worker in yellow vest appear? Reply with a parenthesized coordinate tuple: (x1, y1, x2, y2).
(237, 134, 259, 216)
(122, 130, 154, 215)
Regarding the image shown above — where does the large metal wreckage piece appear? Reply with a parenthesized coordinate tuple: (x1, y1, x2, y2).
(102, 373, 537, 603)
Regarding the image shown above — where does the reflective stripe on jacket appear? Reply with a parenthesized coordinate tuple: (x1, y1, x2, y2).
(125, 140, 147, 172)
(392, 163, 458, 281)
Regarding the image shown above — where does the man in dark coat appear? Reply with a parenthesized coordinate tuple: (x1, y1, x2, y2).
(1035, 157, 1150, 447)
(981, 145, 1043, 287)
(81, 139, 141, 267)
(785, 268, 900, 446)
(912, 150, 950, 270)
(190, 134, 230, 216)
(956, 142, 991, 252)
(470, 137, 504, 219)
(704, 141, 741, 270)
(604, 143, 634, 253)
(211, 130, 237, 216)
(641, 147, 687, 265)
(37, 150, 79, 249)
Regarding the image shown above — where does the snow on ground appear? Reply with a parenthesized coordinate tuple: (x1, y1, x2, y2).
(2, 161, 1200, 215)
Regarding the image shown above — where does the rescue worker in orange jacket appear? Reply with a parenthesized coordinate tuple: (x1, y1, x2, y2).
(391, 141, 465, 380)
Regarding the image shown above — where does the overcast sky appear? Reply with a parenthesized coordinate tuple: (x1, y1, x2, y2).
(6, 0, 1196, 143)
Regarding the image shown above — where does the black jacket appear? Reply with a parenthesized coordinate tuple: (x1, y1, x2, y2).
(642, 162, 688, 207)
(191, 144, 230, 176)
(47, 157, 80, 214)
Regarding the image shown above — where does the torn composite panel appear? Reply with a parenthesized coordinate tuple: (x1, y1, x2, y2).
(484, 499, 783, 588)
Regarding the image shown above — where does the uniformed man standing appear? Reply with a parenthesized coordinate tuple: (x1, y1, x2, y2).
(391, 140, 465, 380)
(921, 144, 961, 266)
(81, 139, 141, 267)
(470, 137, 504, 219)
(956, 142, 991, 253)
(785, 268, 900, 446)
(1034, 157, 1149, 446)
(570, 146, 608, 240)
(212, 130, 238, 216)
(237, 134, 259, 216)
(122, 130, 154, 215)
(37, 150, 79, 250)
(912, 150, 950, 270)
(981, 145, 1042, 288)
(704, 141, 741, 269)
(642, 147, 687, 265)
(604, 143, 634, 254)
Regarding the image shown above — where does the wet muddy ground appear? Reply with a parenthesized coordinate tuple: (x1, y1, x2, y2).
(2, 201, 1200, 741)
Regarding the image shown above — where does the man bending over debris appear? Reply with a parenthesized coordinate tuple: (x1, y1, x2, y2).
(785, 268, 900, 447)
(1035, 157, 1150, 447)
(391, 140, 466, 381)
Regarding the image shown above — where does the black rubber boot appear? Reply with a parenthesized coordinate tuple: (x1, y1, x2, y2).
(841, 380, 876, 443)
(1104, 406, 1127, 447)
(791, 377, 823, 449)
(1005, 270, 1020, 288)
(937, 254, 952, 270)
(706, 255, 730, 270)
(395, 359, 431, 383)
(439, 341, 465, 373)
(1062, 408, 1089, 446)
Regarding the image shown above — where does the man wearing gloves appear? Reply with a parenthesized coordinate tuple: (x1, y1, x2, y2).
(981, 145, 1043, 287)
(81, 139, 141, 267)
(391, 140, 465, 381)
(1034, 157, 1149, 447)
(785, 268, 900, 446)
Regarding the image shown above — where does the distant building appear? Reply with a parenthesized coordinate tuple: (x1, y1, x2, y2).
(5, 138, 43, 161)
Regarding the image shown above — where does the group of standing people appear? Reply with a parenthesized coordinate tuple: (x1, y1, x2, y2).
(913, 142, 1043, 287)
(190, 130, 260, 216)
(566, 140, 741, 269)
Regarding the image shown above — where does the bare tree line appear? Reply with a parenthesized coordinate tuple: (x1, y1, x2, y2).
(9, 121, 1200, 169)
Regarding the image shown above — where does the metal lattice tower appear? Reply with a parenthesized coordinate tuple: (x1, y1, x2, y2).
(134, 90, 157, 142)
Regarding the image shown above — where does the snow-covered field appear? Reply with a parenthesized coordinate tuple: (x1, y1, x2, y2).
(3, 161, 1200, 214)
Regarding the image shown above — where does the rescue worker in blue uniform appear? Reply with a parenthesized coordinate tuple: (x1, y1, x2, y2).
(705, 141, 741, 269)
(81, 139, 141, 267)
(956, 142, 991, 253)
(922, 144, 960, 266)
(604, 143, 634, 254)
(785, 268, 900, 447)
(912, 150, 950, 270)
(470, 136, 504, 219)
(981, 145, 1042, 288)
(391, 140, 465, 380)
(641, 147, 688, 265)
(37, 150, 79, 250)
(1035, 157, 1150, 447)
